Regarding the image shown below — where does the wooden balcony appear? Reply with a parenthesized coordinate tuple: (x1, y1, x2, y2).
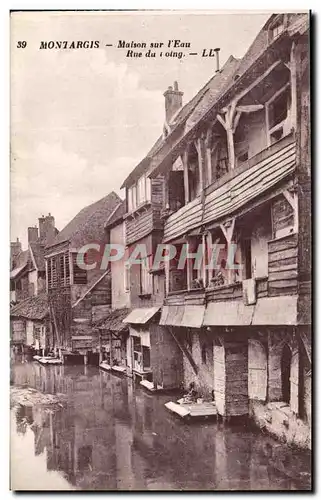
(163, 134, 296, 243)
(166, 288, 205, 306)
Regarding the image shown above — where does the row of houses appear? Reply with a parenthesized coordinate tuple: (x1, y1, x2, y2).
(10, 13, 311, 447)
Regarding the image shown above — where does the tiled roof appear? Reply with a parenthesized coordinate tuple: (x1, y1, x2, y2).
(29, 242, 46, 271)
(104, 200, 126, 229)
(120, 59, 236, 189)
(46, 191, 122, 250)
(10, 293, 48, 320)
(94, 308, 130, 333)
(185, 56, 240, 134)
(10, 250, 30, 279)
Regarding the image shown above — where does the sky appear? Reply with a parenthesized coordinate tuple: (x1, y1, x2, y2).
(10, 10, 270, 248)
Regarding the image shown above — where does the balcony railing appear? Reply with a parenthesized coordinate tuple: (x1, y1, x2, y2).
(163, 133, 296, 243)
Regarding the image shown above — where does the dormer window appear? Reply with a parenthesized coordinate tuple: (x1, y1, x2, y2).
(268, 14, 287, 43)
(272, 22, 284, 40)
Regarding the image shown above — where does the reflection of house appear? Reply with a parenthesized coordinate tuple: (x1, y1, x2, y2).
(44, 192, 122, 360)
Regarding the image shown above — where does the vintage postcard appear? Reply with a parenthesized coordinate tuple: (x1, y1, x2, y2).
(10, 10, 311, 491)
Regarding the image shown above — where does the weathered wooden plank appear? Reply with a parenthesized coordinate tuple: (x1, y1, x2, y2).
(164, 204, 203, 233)
(268, 247, 298, 262)
(203, 161, 295, 224)
(269, 269, 298, 281)
(268, 287, 298, 297)
(268, 257, 297, 270)
(268, 278, 298, 288)
(268, 234, 298, 253)
(230, 146, 295, 198)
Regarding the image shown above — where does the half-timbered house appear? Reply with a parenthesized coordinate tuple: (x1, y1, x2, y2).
(44, 192, 122, 362)
(146, 13, 310, 446)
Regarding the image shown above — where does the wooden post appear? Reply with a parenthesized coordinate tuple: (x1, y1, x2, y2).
(165, 245, 170, 295)
(206, 231, 213, 283)
(195, 136, 205, 191)
(202, 233, 207, 287)
(289, 41, 297, 131)
(183, 149, 189, 205)
(163, 172, 169, 209)
(217, 106, 236, 171)
(220, 218, 236, 284)
(205, 127, 212, 186)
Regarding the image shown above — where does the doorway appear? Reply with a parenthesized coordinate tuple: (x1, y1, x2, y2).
(281, 344, 291, 404)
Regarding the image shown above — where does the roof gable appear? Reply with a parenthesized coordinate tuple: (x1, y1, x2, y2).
(46, 191, 122, 250)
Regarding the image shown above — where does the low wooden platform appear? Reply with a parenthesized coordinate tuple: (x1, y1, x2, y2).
(111, 365, 127, 374)
(140, 379, 163, 392)
(165, 401, 217, 420)
(99, 362, 111, 372)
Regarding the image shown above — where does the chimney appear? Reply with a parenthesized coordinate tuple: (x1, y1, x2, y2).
(163, 81, 183, 123)
(10, 237, 22, 270)
(214, 48, 221, 73)
(39, 213, 56, 244)
(28, 226, 38, 244)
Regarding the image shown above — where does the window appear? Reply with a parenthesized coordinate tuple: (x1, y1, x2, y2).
(137, 176, 146, 205)
(267, 85, 291, 145)
(139, 257, 152, 295)
(127, 175, 152, 212)
(272, 23, 284, 40)
(47, 251, 72, 289)
(128, 185, 136, 212)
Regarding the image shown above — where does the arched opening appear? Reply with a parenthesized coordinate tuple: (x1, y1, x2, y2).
(248, 339, 267, 401)
(281, 344, 291, 403)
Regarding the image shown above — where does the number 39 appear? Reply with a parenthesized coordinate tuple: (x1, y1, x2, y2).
(17, 41, 27, 48)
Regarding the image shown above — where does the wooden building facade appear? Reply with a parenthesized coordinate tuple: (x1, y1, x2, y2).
(44, 192, 122, 361)
(145, 13, 311, 442)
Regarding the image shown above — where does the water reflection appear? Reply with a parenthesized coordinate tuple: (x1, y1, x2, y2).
(11, 357, 311, 491)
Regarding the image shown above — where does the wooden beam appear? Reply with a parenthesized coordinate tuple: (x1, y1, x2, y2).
(226, 128, 235, 170)
(169, 327, 198, 375)
(236, 59, 282, 102)
(289, 41, 297, 130)
(232, 111, 242, 134)
(266, 82, 290, 106)
(220, 218, 235, 243)
(217, 113, 227, 130)
(195, 137, 204, 191)
(50, 304, 61, 348)
(300, 331, 311, 365)
(235, 104, 264, 113)
(182, 150, 189, 205)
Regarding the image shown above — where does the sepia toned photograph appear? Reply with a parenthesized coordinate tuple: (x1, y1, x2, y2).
(10, 10, 311, 491)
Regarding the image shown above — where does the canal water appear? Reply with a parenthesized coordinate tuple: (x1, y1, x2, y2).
(10, 356, 311, 491)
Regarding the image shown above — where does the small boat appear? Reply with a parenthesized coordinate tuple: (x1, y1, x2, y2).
(38, 356, 63, 365)
(33, 355, 42, 361)
(99, 361, 111, 372)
